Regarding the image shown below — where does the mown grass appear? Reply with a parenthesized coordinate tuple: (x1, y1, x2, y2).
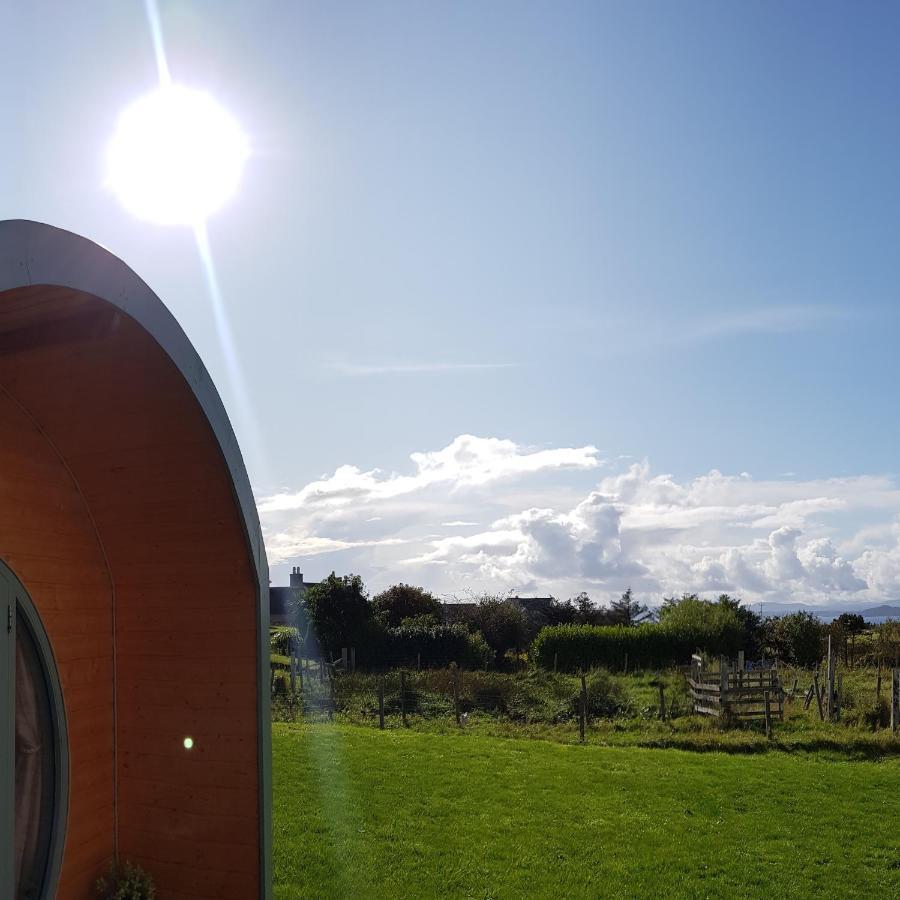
(273, 723, 900, 899)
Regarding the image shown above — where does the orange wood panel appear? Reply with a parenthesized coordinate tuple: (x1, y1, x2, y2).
(0, 384, 116, 898)
(0, 285, 261, 898)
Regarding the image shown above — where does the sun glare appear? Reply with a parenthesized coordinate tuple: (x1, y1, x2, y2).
(106, 85, 249, 226)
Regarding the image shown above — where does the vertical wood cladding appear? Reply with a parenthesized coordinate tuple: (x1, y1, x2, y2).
(0, 286, 260, 898)
(0, 387, 115, 899)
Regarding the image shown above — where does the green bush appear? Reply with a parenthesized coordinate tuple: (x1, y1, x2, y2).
(532, 616, 745, 673)
(270, 626, 299, 656)
(764, 612, 825, 668)
(584, 669, 630, 717)
(95, 861, 156, 900)
(365, 623, 492, 670)
(372, 583, 442, 628)
(304, 572, 371, 658)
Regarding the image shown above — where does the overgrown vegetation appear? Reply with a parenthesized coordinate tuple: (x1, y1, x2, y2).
(271, 661, 900, 759)
(95, 861, 156, 900)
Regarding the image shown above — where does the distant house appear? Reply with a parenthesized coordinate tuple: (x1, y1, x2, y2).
(270, 567, 319, 626)
(509, 595, 554, 617)
(441, 595, 555, 628)
(441, 601, 478, 624)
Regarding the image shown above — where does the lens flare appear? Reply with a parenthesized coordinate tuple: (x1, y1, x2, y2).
(106, 84, 249, 226)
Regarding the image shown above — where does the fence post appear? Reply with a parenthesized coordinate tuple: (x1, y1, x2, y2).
(341, 647, 348, 672)
(579, 673, 587, 743)
(892, 669, 899, 734)
(737, 650, 745, 672)
(803, 682, 815, 710)
(835, 673, 842, 722)
(328, 670, 335, 722)
(553, 652, 558, 674)
(401, 670, 407, 726)
(378, 676, 385, 730)
(763, 690, 772, 739)
(658, 683, 666, 722)
(350, 647, 356, 673)
(289, 651, 297, 705)
(826, 636, 836, 721)
(813, 672, 824, 721)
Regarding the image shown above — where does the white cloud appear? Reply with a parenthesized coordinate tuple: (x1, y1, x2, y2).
(328, 361, 519, 376)
(686, 305, 850, 343)
(259, 434, 602, 514)
(265, 534, 409, 560)
(258, 434, 900, 606)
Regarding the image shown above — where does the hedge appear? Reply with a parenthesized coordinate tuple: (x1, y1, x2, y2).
(360, 623, 492, 670)
(532, 620, 745, 672)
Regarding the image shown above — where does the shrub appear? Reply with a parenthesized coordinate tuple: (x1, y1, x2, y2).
(270, 625, 299, 656)
(584, 669, 630, 717)
(95, 861, 156, 900)
(532, 614, 745, 673)
(764, 612, 825, 668)
(363, 623, 492, 670)
(465, 597, 530, 665)
(372, 583, 442, 628)
(303, 572, 371, 658)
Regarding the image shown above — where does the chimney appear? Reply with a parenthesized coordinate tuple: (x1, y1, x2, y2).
(290, 567, 304, 588)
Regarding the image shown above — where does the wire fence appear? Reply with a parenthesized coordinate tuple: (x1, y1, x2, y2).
(270, 653, 900, 737)
(270, 660, 694, 737)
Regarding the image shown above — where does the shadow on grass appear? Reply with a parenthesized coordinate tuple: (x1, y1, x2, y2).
(635, 733, 900, 760)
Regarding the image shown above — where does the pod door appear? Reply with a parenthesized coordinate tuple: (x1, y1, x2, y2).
(1, 564, 67, 900)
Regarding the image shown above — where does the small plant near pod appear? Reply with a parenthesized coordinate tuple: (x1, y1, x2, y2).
(95, 859, 156, 900)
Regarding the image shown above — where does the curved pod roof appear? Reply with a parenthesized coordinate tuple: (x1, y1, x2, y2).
(0, 219, 266, 584)
(0, 219, 271, 899)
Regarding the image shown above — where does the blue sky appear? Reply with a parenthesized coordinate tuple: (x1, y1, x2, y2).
(4, 2, 900, 607)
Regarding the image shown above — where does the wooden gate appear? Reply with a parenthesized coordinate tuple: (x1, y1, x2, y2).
(689, 655, 784, 724)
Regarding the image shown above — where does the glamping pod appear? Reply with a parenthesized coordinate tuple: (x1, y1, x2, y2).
(0, 221, 271, 899)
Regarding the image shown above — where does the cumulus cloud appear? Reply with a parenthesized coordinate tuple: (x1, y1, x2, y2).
(259, 434, 602, 513)
(258, 434, 900, 606)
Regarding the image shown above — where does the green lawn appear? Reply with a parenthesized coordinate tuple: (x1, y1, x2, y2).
(273, 723, 900, 898)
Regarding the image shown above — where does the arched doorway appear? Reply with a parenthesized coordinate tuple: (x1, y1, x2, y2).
(1, 561, 68, 900)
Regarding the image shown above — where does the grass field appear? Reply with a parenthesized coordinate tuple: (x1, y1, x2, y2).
(273, 723, 900, 898)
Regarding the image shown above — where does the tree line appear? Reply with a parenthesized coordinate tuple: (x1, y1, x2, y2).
(283, 573, 899, 672)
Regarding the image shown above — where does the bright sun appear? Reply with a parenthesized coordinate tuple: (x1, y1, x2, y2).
(106, 85, 249, 226)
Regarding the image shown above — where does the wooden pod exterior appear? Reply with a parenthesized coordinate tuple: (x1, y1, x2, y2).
(0, 221, 271, 899)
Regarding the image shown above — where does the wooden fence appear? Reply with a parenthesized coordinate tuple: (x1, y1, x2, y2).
(689, 655, 783, 730)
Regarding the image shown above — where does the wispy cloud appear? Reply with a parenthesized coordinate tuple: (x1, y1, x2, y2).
(328, 361, 520, 376)
(582, 304, 855, 362)
(685, 305, 852, 343)
(265, 534, 410, 559)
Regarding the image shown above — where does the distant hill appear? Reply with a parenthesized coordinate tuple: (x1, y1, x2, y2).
(720, 601, 900, 621)
(859, 604, 900, 618)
